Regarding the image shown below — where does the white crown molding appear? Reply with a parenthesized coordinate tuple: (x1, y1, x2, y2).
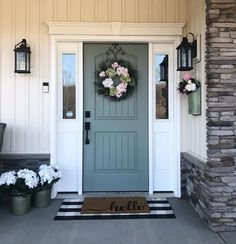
(47, 22, 185, 36)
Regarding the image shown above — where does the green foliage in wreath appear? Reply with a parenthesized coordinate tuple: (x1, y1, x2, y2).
(96, 60, 137, 101)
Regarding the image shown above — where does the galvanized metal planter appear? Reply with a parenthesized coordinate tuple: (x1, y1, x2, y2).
(10, 194, 31, 215)
(188, 86, 201, 116)
(32, 187, 52, 208)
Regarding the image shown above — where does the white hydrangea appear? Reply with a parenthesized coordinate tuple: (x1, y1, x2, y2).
(38, 164, 62, 186)
(17, 169, 38, 189)
(0, 171, 17, 186)
(185, 83, 197, 92)
(102, 78, 113, 88)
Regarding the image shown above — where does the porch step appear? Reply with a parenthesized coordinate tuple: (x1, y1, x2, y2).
(56, 192, 175, 199)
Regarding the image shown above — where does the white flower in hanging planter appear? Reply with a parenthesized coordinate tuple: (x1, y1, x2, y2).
(177, 73, 200, 95)
(185, 82, 197, 92)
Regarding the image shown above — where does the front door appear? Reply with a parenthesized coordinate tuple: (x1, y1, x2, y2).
(83, 43, 148, 192)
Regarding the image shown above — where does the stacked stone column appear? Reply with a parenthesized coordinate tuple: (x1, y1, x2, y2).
(206, 0, 236, 231)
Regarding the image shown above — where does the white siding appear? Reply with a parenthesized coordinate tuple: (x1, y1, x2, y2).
(0, 0, 188, 153)
(0, 0, 207, 159)
(180, 0, 207, 160)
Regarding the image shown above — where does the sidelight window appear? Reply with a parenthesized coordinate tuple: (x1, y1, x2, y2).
(155, 54, 169, 120)
(62, 53, 76, 119)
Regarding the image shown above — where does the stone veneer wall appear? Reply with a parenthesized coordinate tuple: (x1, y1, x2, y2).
(204, 0, 236, 231)
(181, 153, 211, 226)
(0, 154, 50, 174)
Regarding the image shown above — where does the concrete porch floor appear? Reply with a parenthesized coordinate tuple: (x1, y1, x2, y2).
(0, 198, 236, 244)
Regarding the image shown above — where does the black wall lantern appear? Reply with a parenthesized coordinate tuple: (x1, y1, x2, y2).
(176, 33, 197, 71)
(14, 39, 31, 73)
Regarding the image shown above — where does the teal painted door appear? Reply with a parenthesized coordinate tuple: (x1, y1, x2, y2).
(83, 43, 148, 191)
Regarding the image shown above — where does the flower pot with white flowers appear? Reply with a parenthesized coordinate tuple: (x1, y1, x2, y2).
(0, 169, 38, 215)
(177, 73, 201, 115)
(32, 165, 62, 208)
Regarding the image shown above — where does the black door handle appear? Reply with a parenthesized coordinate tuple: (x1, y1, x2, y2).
(85, 122, 90, 144)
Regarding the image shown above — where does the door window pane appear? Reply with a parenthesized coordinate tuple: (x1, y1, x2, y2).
(155, 54, 169, 119)
(62, 54, 76, 119)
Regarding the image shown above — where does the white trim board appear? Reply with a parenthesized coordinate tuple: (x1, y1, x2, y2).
(47, 22, 185, 36)
(48, 22, 183, 198)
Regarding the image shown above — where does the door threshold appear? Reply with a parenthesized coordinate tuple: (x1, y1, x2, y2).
(56, 191, 175, 199)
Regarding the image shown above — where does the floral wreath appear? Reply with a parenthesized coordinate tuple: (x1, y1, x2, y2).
(177, 73, 200, 95)
(96, 60, 137, 100)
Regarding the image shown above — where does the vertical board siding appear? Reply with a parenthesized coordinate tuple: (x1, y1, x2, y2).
(14, 0, 27, 152)
(28, 0, 40, 152)
(0, 0, 187, 153)
(53, 0, 68, 21)
(1, 0, 14, 152)
(123, 0, 136, 22)
(81, 0, 95, 22)
(180, 0, 207, 159)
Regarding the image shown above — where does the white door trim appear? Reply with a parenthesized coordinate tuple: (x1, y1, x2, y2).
(48, 22, 183, 198)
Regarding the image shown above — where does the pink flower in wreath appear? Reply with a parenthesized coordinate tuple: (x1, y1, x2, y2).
(99, 71, 106, 77)
(116, 91, 122, 98)
(112, 62, 119, 69)
(116, 83, 127, 93)
(116, 66, 124, 76)
(122, 68, 129, 77)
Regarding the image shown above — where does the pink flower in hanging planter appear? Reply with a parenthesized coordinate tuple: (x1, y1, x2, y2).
(183, 73, 192, 81)
(177, 73, 200, 95)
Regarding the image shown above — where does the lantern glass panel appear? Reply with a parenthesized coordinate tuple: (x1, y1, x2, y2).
(16, 51, 26, 71)
(26, 51, 30, 72)
(187, 49, 192, 69)
(182, 47, 187, 67)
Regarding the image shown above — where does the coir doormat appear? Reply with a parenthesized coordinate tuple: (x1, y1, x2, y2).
(80, 197, 150, 214)
(54, 197, 175, 220)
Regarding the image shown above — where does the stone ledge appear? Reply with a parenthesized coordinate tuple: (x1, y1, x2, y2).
(181, 152, 206, 171)
(0, 153, 50, 160)
(0, 153, 50, 173)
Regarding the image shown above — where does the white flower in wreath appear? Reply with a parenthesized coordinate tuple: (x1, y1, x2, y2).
(102, 78, 113, 88)
(185, 83, 197, 92)
(116, 83, 127, 93)
(116, 66, 124, 76)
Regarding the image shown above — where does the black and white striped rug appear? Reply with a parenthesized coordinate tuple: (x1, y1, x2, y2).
(54, 197, 175, 220)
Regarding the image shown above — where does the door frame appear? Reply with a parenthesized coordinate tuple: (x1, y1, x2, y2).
(48, 22, 184, 197)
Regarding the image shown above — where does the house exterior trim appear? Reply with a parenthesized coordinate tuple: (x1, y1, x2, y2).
(47, 22, 185, 36)
(47, 22, 183, 197)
